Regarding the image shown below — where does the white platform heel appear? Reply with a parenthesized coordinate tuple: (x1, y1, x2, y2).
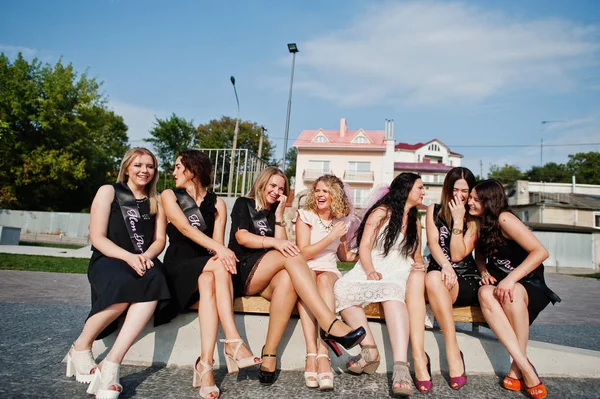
(304, 353, 318, 388)
(86, 360, 123, 399)
(316, 354, 334, 390)
(65, 345, 97, 384)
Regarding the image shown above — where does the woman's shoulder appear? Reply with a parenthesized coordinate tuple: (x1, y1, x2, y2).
(297, 208, 315, 225)
(95, 184, 116, 202)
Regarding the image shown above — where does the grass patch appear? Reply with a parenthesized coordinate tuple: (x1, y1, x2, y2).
(570, 272, 600, 279)
(337, 261, 356, 272)
(19, 241, 85, 250)
(0, 253, 88, 274)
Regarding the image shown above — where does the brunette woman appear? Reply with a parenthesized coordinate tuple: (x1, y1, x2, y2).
(160, 150, 260, 399)
(229, 167, 366, 384)
(469, 180, 560, 399)
(66, 148, 170, 399)
(296, 175, 358, 390)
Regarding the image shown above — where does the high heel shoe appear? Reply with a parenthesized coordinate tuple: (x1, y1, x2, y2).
(392, 361, 413, 397)
(316, 354, 334, 391)
(192, 357, 220, 399)
(86, 360, 122, 399)
(304, 353, 318, 388)
(219, 338, 261, 374)
(414, 352, 432, 393)
(65, 344, 97, 384)
(258, 346, 277, 384)
(449, 351, 467, 390)
(503, 375, 524, 391)
(319, 319, 366, 357)
(347, 345, 380, 375)
(525, 361, 547, 399)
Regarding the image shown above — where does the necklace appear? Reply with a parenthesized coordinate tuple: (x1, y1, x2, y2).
(317, 216, 334, 233)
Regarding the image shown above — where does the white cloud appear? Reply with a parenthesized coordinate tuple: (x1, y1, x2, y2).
(109, 100, 165, 146)
(0, 44, 37, 58)
(295, 2, 600, 106)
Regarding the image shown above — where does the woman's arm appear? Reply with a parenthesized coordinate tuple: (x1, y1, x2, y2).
(448, 197, 477, 261)
(358, 207, 387, 280)
(413, 218, 425, 266)
(337, 233, 358, 262)
(475, 248, 496, 285)
(142, 195, 167, 260)
(296, 210, 346, 261)
(425, 204, 451, 268)
(273, 195, 288, 240)
(212, 197, 227, 245)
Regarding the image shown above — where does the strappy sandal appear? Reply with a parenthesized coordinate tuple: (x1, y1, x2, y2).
(192, 357, 220, 399)
(304, 353, 318, 388)
(219, 338, 261, 374)
(258, 346, 277, 384)
(392, 361, 413, 397)
(347, 344, 380, 374)
(316, 354, 334, 391)
(86, 360, 123, 399)
(65, 344, 97, 384)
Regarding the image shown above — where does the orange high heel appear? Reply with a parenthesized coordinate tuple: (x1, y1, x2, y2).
(526, 382, 547, 399)
(503, 375, 524, 391)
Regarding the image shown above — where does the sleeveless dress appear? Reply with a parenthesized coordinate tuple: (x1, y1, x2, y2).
(335, 221, 412, 313)
(297, 209, 345, 278)
(87, 186, 171, 339)
(484, 237, 561, 324)
(426, 204, 480, 306)
(228, 197, 277, 298)
(157, 190, 218, 324)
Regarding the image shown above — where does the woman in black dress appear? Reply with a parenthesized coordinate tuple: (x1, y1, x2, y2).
(229, 167, 366, 384)
(160, 150, 260, 399)
(66, 148, 170, 399)
(469, 180, 560, 399)
(413, 167, 479, 392)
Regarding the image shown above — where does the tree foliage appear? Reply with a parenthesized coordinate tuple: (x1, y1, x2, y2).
(284, 147, 297, 184)
(567, 152, 600, 184)
(0, 53, 128, 211)
(145, 113, 197, 172)
(524, 162, 571, 183)
(488, 164, 524, 185)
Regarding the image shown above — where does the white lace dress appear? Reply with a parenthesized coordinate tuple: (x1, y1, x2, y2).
(334, 223, 413, 313)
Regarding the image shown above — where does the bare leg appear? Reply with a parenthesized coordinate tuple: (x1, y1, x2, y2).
(73, 303, 129, 350)
(315, 272, 338, 377)
(340, 305, 379, 368)
(478, 285, 539, 388)
(425, 271, 463, 381)
(298, 269, 318, 379)
(406, 270, 428, 381)
(194, 272, 218, 389)
(259, 270, 298, 372)
(499, 284, 531, 380)
(382, 300, 410, 391)
(246, 251, 353, 337)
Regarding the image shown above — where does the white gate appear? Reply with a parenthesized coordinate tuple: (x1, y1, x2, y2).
(533, 231, 595, 269)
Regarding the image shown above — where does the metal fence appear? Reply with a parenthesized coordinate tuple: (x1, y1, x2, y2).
(200, 148, 269, 197)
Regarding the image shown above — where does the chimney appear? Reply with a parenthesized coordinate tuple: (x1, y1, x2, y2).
(340, 118, 347, 138)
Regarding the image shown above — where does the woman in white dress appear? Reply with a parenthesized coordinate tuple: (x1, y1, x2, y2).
(296, 175, 358, 390)
(335, 173, 426, 397)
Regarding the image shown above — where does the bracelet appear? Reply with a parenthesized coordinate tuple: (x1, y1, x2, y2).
(480, 271, 490, 279)
(261, 236, 266, 249)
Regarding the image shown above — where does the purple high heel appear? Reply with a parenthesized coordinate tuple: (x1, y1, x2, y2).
(415, 352, 433, 393)
(449, 351, 467, 390)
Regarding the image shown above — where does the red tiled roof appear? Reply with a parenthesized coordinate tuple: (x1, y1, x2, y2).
(395, 142, 423, 150)
(394, 162, 453, 173)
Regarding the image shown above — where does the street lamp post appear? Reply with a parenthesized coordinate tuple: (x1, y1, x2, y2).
(227, 76, 240, 197)
(282, 43, 299, 171)
(540, 120, 561, 167)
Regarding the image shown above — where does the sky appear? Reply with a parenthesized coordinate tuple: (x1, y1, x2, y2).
(1, 0, 599, 177)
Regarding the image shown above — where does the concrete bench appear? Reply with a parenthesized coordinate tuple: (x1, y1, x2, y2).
(192, 296, 486, 331)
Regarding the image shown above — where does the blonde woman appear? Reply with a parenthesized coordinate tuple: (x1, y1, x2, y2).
(66, 148, 170, 399)
(296, 175, 358, 390)
(229, 167, 366, 384)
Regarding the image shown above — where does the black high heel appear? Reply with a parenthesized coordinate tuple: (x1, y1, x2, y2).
(258, 346, 277, 384)
(320, 319, 366, 357)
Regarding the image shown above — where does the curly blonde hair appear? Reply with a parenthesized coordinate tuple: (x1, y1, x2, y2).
(304, 174, 351, 219)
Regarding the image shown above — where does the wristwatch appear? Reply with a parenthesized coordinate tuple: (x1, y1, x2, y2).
(452, 228, 463, 235)
(275, 220, 287, 227)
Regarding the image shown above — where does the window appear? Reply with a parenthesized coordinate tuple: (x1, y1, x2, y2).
(312, 134, 329, 143)
(347, 161, 371, 180)
(594, 212, 600, 228)
(351, 135, 369, 144)
(308, 160, 330, 173)
(352, 188, 371, 208)
(521, 210, 530, 222)
(428, 143, 440, 151)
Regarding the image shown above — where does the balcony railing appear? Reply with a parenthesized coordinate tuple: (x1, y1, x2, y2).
(303, 169, 330, 182)
(200, 148, 269, 197)
(343, 170, 374, 183)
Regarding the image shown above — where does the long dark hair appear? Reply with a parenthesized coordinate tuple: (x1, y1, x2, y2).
(473, 179, 511, 257)
(179, 149, 213, 187)
(355, 173, 421, 257)
(439, 167, 476, 226)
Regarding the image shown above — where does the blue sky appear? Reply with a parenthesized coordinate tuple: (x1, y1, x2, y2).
(1, 0, 599, 176)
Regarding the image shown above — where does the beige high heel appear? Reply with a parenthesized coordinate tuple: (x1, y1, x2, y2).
(304, 353, 318, 388)
(192, 357, 220, 399)
(86, 360, 122, 399)
(316, 354, 334, 391)
(347, 345, 380, 374)
(65, 344, 97, 384)
(219, 338, 261, 374)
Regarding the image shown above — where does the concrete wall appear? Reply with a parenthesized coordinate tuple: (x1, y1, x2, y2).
(0, 209, 91, 238)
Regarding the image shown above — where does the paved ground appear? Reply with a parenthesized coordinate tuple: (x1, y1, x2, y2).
(1, 255, 600, 397)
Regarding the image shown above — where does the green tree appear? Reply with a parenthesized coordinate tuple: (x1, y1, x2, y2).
(0, 53, 128, 211)
(284, 147, 297, 183)
(196, 116, 274, 161)
(524, 162, 571, 183)
(567, 152, 600, 184)
(488, 164, 524, 185)
(145, 113, 197, 172)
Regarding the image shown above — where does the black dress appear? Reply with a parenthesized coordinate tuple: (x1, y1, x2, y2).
(426, 204, 480, 307)
(228, 197, 276, 297)
(87, 187, 171, 339)
(157, 190, 218, 324)
(484, 237, 561, 324)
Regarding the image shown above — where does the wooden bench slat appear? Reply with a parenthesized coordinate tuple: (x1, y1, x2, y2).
(191, 296, 486, 324)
